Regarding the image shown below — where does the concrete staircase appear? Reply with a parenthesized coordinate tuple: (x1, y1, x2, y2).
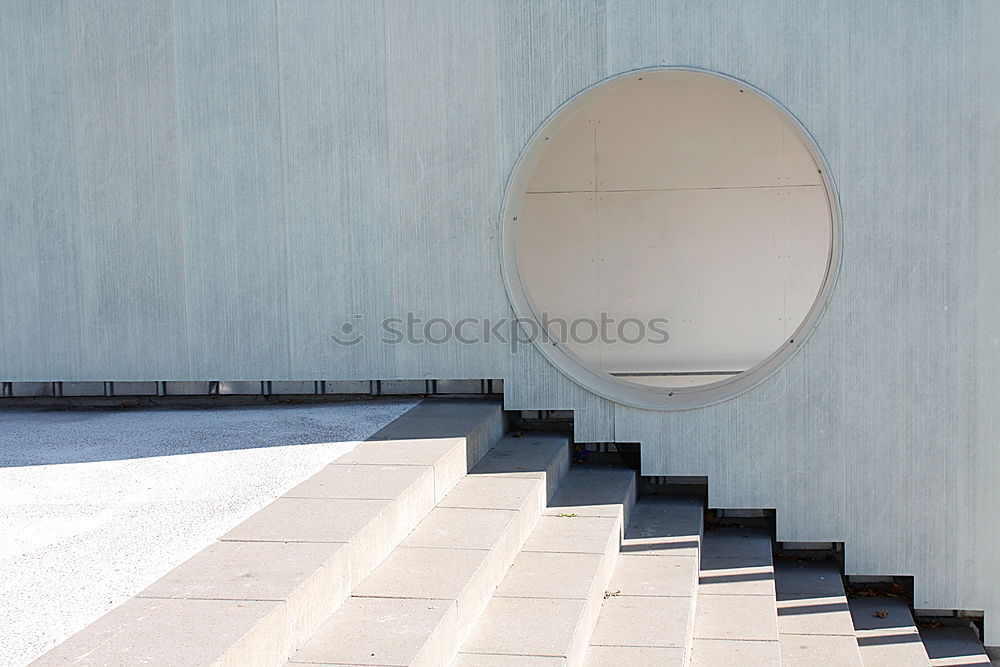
(582, 509, 992, 667)
(33, 399, 506, 666)
(455, 465, 636, 665)
(34, 407, 996, 667)
(288, 432, 572, 666)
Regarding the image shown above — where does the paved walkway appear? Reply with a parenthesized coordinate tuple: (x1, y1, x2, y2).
(0, 399, 415, 667)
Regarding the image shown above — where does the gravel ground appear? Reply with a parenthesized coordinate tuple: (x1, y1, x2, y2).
(0, 398, 416, 666)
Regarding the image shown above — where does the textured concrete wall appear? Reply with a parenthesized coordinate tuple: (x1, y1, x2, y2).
(2, 0, 998, 642)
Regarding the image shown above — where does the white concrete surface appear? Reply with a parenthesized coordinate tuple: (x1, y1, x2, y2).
(0, 399, 416, 667)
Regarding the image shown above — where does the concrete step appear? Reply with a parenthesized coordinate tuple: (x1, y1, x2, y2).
(919, 624, 991, 666)
(849, 595, 932, 666)
(775, 559, 863, 667)
(690, 525, 781, 666)
(287, 432, 571, 667)
(456, 463, 637, 666)
(584, 496, 704, 667)
(32, 399, 504, 667)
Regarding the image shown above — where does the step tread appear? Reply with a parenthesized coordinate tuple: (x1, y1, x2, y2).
(289, 433, 569, 667)
(460, 465, 635, 665)
(544, 464, 637, 521)
(289, 596, 456, 666)
(691, 526, 780, 666)
(775, 559, 863, 667)
(620, 496, 702, 557)
(849, 595, 932, 666)
(494, 550, 606, 600)
(32, 399, 503, 667)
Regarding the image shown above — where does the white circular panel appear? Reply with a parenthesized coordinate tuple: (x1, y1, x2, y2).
(501, 68, 841, 410)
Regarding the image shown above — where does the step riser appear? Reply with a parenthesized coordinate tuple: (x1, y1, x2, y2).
(282, 547, 352, 652)
(411, 610, 460, 667)
(217, 606, 288, 667)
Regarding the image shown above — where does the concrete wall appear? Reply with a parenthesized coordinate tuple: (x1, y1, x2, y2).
(2, 0, 999, 642)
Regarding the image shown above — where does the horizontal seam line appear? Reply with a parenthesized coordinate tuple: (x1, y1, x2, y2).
(352, 594, 456, 601)
(219, 539, 349, 544)
(137, 594, 284, 602)
(401, 544, 492, 551)
(601, 593, 695, 598)
(693, 637, 780, 643)
(458, 650, 568, 658)
(522, 549, 609, 555)
(589, 643, 684, 648)
(525, 183, 823, 194)
(332, 461, 441, 467)
(492, 594, 589, 600)
(281, 496, 402, 500)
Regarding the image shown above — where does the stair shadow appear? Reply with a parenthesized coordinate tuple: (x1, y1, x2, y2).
(855, 633, 924, 647)
(617, 497, 703, 553)
(918, 626, 992, 666)
(621, 538, 700, 553)
(776, 600, 852, 616)
(699, 569, 774, 585)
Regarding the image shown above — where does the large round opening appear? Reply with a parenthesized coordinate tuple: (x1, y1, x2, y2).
(502, 68, 840, 410)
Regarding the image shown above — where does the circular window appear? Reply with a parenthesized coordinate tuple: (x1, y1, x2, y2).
(501, 68, 841, 410)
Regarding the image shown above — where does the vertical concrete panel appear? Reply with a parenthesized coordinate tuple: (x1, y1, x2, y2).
(68, 0, 188, 379)
(0, 1, 82, 379)
(495, 0, 607, 176)
(174, 0, 288, 378)
(277, 0, 396, 379)
(379, 0, 508, 379)
(976, 0, 1000, 644)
